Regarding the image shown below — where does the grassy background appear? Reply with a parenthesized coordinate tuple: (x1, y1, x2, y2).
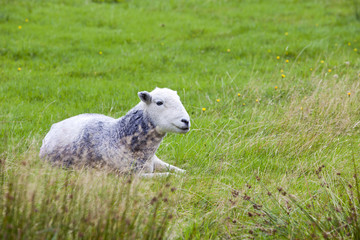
(1, 0, 360, 239)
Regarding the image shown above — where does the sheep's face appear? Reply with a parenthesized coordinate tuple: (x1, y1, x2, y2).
(138, 88, 190, 134)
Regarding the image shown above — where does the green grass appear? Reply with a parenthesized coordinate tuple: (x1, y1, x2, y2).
(1, 0, 360, 238)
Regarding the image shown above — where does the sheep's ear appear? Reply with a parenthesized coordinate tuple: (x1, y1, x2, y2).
(138, 91, 152, 104)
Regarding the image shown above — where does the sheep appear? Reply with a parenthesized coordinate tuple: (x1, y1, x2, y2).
(39, 87, 190, 177)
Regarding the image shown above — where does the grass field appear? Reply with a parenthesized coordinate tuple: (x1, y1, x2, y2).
(1, 0, 360, 239)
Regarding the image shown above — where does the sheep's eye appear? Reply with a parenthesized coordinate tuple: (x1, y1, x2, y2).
(156, 101, 163, 106)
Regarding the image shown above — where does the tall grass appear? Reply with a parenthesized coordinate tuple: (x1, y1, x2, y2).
(2, 73, 360, 238)
(0, 149, 178, 239)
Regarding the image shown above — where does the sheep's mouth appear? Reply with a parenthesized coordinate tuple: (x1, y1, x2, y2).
(173, 125, 190, 132)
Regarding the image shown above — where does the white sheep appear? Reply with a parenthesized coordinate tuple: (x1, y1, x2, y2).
(39, 87, 190, 177)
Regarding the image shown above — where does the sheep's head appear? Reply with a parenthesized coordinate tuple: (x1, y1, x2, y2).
(138, 88, 190, 134)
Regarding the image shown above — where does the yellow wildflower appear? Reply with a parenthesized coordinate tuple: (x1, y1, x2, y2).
(99, 51, 103, 55)
(348, 92, 351, 97)
(310, 68, 313, 71)
(348, 42, 351, 46)
(354, 48, 358, 52)
(300, 107, 303, 110)
(202, 108, 206, 112)
(237, 93, 241, 97)
(280, 69, 284, 73)
(281, 74, 286, 78)
(256, 99, 259, 103)
(275, 86, 278, 90)
(242, 103, 245, 106)
(328, 69, 331, 73)
(285, 32, 288, 36)
(285, 59, 289, 63)
(276, 56, 280, 60)
(25, 19, 29, 22)
(18, 25, 22, 29)
(216, 99, 220, 102)
(227, 49, 231, 52)
(320, 60, 324, 64)
(18, 67, 21, 71)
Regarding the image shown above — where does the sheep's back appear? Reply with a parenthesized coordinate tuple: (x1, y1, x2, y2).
(40, 114, 117, 165)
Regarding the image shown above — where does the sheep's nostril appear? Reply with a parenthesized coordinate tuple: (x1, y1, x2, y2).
(181, 119, 189, 126)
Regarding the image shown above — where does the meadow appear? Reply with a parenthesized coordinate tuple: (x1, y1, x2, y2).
(1, 0, 360, 239)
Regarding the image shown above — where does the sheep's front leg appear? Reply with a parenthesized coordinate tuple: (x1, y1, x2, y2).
(140, 172, 171, 178)
(152, 155, 186, 173)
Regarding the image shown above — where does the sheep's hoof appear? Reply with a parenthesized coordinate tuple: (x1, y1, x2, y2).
(175, 169, 186, 174)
